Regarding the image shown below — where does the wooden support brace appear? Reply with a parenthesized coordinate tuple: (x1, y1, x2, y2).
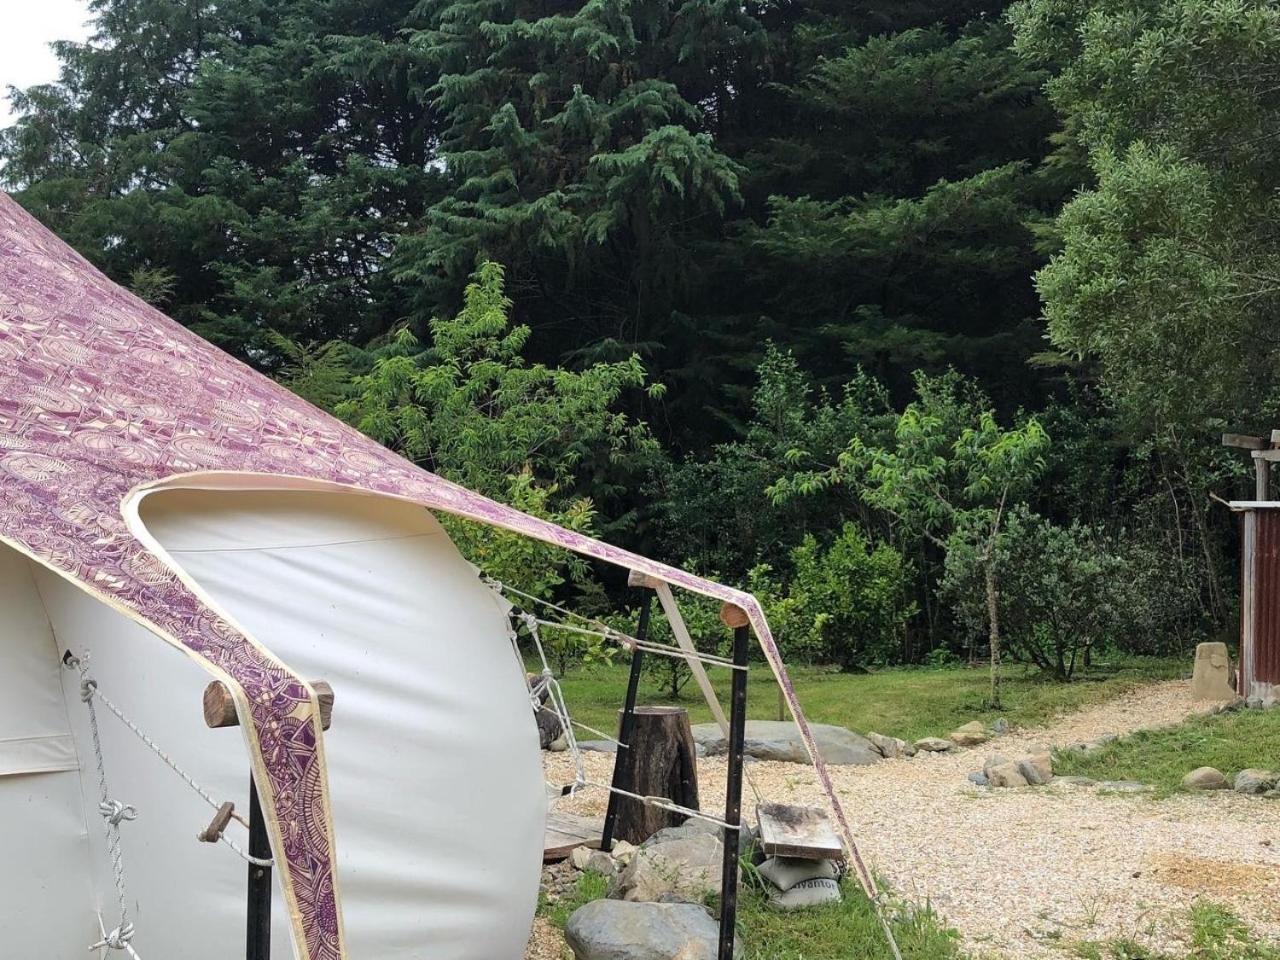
(198, 801, 238, 843)
(204, 680, 335, 731)
(1223, 433, 1266, 450)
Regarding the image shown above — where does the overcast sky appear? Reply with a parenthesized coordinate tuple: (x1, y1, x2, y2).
(0, 1, 92, 128)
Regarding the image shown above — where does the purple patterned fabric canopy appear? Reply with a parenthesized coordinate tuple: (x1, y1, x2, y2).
(0, 193, 874, 959)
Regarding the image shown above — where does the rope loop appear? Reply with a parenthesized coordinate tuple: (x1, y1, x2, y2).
(80, 677, 98, 702)
(99, 799, 138, 827)
(90, 921, 135, 951)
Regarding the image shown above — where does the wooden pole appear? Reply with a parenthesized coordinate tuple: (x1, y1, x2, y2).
(718, 604, 750, 960)
(601, 594, 651, 852)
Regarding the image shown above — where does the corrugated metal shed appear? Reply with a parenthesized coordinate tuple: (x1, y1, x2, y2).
(1231, 501, 1280, 696)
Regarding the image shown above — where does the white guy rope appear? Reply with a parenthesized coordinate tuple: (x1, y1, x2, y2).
(580, 779, 745, 831)
(63, 653, 273, 869)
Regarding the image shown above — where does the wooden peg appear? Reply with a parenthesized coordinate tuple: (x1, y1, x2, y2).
(719, 602, 750, 629)
(198, 801, 237, 843)
(203, 680, 335, 731)
(627, 570, 664, 590)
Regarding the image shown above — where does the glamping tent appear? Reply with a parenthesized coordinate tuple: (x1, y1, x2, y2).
(0, 193, 872, 960)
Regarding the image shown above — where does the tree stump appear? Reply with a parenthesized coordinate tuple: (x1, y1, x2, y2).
(611, 705, 700, 844)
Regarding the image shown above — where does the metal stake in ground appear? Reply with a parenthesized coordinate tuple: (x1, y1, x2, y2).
(601, 593, 651, 852)
(718, 602, 750, 960)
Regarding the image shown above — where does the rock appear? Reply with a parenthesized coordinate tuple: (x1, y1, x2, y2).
(769, 878, 843, 911)
(691, 721, 881, 765)
(866, 731, 915, 759)
(1191, 642, 1236, 700)
(586, 850, 619, 878)
(565, 900, 740, 960)
(1234, 769, 1279, 795)
(1182, 766, 1228, 790)
(985, 760, 1029, 788)
(1053, 775, 1096, 787)
(578, 740, 619, 754)
(536, 705, 564, 749)
(571, 846, 594, 871)
(1017, 747, 1054, 786)
(990, 718, 1011, 735)
(548, 734, 569, 752)
(949, 721, 989, 747)
(612, 831, 724, 903)
(1074, 734, 1118, 754)
(967, 771, 989, 786)
(1097, 780, 1154, 794)
(914, 737, 955, 753)
(1247, 696, 1265, 710)
(611, 840, 638, 865)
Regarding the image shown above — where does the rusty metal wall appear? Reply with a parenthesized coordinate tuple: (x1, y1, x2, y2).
(1244, 509, 1280, 690)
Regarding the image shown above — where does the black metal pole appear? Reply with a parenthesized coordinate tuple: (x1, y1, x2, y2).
(718, 622, 749, 960)
(247, 773, 272, 960)
(600, 594, 651, 851)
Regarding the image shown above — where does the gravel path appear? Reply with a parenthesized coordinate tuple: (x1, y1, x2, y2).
(530, 681, 1280, 958)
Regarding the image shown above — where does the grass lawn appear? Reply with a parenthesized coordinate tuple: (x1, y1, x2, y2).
(541, 654, 1187, 744)
(1054, 704, 1280, 793)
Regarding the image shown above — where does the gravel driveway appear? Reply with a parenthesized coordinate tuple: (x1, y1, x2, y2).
(533, 681, 1280, 958)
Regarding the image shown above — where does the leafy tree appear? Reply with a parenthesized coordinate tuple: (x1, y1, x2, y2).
(338, 261, 663, 597)
(772, 372, 1049, 706)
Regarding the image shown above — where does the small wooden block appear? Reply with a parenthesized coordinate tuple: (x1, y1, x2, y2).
(1223, 433, 1266, 450)
(198, 801, 236, 843)
(756, 802, 844, 861)
(719, 602, 750, 629)
(627, 570, 663, 589)
(203, 679, 334, 730)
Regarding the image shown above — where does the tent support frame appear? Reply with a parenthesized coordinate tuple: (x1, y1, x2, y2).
(247, 774, 272, 960)
(717, 616, 749, 960)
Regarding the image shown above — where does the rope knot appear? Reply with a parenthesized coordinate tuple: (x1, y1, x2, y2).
(99, 799, 137, 826)
(90, 921, 135, 951)
(80, 677, 98, 702)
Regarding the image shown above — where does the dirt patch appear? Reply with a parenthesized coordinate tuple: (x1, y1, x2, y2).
(1146, 852, 1280, 897)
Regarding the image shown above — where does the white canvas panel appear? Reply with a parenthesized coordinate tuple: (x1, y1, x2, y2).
(0, 544, 96, 955)
(141, 489, 545, 960)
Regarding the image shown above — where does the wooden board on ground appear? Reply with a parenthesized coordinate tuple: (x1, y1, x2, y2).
(544, 811, 604, 862)
(756, 802, 843, 861)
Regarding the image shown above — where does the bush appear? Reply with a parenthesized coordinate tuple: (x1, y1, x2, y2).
(942, 505, 1127, 679)
(779, 524, 916, 670)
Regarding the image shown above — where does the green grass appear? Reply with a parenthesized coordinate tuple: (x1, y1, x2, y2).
(1055, 705, 1280, 793)
(544, 655, 1187, 744)
(735, 880, 968, 960)
(1070, 902, 1280, 959)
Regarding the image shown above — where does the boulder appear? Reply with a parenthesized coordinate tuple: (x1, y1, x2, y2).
(949, 721, 989, 747)
(691, 721, 880, 766)
(565, 900, 740, 960)
(1182, 767, 1228, 790)
(967, 771, 989, 787)
(914, 737, 955, 753)
(866, 732, 915, 759)
(1234, 769, 1279, 795)
(612, 830, 724, 903)
(985, 760, 1028, 788)
(579, 740, 619, 754)
(1191, 642, 1236, 701)
(1053, 775, 1097, 787)
(990, 718, 1011, 735)
(586, 850, 620, 879)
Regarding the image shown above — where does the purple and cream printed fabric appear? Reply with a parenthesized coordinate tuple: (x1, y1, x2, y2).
(0, 193, 875, 959)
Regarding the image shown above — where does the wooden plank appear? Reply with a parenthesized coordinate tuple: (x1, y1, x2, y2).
(1223, 433, 1266, 450)
(544, 812, 604, 862)
(755, 803, 843, 861)
(1253, 449, 1280, 463)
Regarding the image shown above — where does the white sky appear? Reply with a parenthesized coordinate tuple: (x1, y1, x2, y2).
(0, 1, 93, 128)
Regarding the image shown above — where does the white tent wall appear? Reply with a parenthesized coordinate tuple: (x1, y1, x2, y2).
(0, 545, 97, 956)
(0, 489, 544, 959)
(139, 488, 545, 960)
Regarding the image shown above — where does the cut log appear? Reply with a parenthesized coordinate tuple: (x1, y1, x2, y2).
(611, 705, 700, 845)
(203, 679, 334, 731)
